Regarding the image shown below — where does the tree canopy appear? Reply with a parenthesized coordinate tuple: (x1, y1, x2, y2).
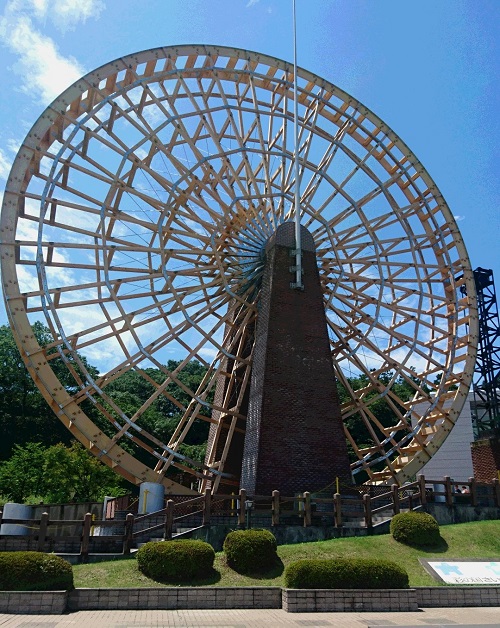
(0, 321, 423, 501)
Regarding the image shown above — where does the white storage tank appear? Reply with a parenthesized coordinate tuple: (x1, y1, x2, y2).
(138, 482, 165, 514)
(1, 503, 34, 535)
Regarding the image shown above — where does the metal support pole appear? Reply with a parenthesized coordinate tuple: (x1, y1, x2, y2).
(292, 0, 302, 289)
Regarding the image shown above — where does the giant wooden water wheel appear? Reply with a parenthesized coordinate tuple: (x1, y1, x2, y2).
(0, 45, 477, 493)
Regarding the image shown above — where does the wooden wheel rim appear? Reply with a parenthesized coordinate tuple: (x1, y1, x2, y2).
(0, 45, 478, 489)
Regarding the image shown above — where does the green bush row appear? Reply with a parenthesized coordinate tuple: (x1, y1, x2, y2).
(2, 511, 437, 589)
(0, 552, 73, 591)
(137, 529, 279, 582)
(136, 528, 411, 590)
(284, 557, 409, 589)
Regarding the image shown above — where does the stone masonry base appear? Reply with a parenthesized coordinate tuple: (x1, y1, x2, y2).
(0, 591, 67, 614)
(0, 586, 499, 614)
(67, 587, 281, 610)
(416, 586, 500, 607)
(283, 589, 418, 612)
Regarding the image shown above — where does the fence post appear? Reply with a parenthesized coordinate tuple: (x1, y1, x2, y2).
(202, 488, 212, 526)
(334, 493, 342, 527)
(363, 494, 372, 530)
(444, 476, 453, 506)
(468, 476, 478, 507)
(163, 500, 174, 540)
(408, 489, 414, 511)
(37, 512, 49, 552)
(493, 478, 500, 508)
(391, 484, 400, 515)
(80, 512, 92, 562)
(238, 489, 246, 528)
(303, 492, 311, 527)
(123, 513, 134, 555)
(418, 475, 427, 507)
(272, 490, 280, 526)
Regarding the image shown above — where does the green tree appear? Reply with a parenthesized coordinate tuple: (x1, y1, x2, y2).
(0, 442, 46, 503)
(0, 441, 127, 503)
(0, 323, 99, 459)
(103, 360, 211, 468)
(42, 442, 127, 503)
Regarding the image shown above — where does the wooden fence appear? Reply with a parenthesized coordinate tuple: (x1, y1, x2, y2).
(1, 476, 499, 560)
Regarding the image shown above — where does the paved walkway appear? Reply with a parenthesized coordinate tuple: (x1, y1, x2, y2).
(0, 607, 499, 627)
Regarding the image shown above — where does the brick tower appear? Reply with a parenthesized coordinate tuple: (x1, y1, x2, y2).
(239, 222, 352, 496)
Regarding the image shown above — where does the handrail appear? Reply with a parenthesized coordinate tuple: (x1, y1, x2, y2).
(1, 475, 499, 558)
(173, 508, 204, 523)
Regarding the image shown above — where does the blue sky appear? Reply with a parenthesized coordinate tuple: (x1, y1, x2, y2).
(0, 0, 498, 331)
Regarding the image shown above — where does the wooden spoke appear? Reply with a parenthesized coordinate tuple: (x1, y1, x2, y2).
(0, 45, 477, 490)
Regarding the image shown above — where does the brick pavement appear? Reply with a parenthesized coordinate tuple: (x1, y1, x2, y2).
(0, 607, 500, 627)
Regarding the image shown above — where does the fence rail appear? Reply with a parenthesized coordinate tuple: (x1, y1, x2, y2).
(1, 476, 499, 560)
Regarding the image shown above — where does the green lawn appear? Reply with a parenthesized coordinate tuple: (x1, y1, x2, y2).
(73, 520, 500, 588)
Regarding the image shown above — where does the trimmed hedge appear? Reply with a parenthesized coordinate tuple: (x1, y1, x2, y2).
(136, 539, 215, 582)
(284, 557, 409, 589)
(0, 551, 73, 591)
(223, 529, 278, 574)
(390, 511, 441, 547)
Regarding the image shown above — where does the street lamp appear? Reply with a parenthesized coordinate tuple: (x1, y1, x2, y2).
(245, 499, 254, 529)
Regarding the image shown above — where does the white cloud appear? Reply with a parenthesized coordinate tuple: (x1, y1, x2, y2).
(16, 264, 39, 293)
(6, 137, 22, 154)
(15, 217, 39, 244)
(0, 0, 105, 104)
(0, 149, 11, 180)
(45, 0, 104, 31)
(246, 0, 260, 6)
(454, 215, 465, 222)
(0, 14, 84, 103)
(12, 0, 104, 31)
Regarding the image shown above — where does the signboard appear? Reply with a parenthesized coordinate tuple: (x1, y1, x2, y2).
(421, 560, 500, 585)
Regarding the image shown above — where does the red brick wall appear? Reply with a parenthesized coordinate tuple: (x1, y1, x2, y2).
(240, 223, 352, 496)
(471, 437, 500, 482)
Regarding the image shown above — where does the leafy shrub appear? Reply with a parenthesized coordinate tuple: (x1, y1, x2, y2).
(0, 551, 73, 591)
(223, 528, 278, 574)
(136, 539, 215, 581)
(284, 557, 409, 589)
(390, 511, 441, 547)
